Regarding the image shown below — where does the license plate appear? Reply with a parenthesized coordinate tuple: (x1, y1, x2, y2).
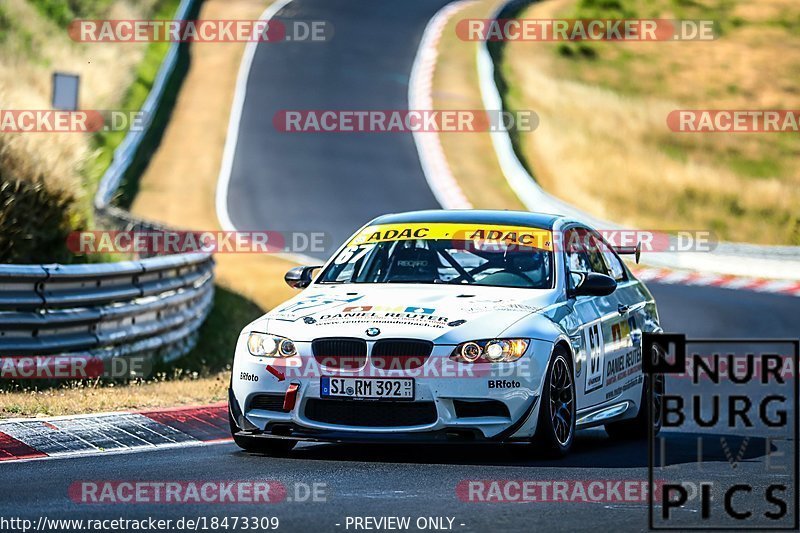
(320, 377, 414, 400)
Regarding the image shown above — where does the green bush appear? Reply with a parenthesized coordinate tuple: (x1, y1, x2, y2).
(28, 0, 115, 28)
(0, 176, 84, 264)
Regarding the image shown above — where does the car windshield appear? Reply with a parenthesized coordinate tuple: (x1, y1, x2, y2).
(319, 226, 554, 289)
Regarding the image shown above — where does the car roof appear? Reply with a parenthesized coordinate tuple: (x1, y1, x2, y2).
(370, 209, 563, 230)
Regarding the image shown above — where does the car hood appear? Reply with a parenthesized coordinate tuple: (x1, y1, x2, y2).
(256, 284, 558, 343)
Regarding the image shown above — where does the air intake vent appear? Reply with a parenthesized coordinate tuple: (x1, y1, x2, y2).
(250, 394, 288, 412)
(312, 337, 367, 370)
(371, 339, 433, 370)
(305, 399, 437, 427)
(453, 400, 510, 418)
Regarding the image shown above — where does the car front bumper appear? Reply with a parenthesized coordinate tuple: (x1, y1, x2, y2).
(230, 339, 554, 443)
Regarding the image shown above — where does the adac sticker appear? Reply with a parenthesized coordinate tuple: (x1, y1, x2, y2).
(347, 223, 553, 250)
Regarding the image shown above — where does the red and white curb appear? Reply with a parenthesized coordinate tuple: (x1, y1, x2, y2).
(0, 404, 230, 463)
(631, 267, 800, 297)
(409, 0, 474, 210)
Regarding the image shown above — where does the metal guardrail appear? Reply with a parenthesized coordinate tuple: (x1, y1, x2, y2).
(0, 253, 213, 361)
(94, 0, 196, 210)
(0, 0, 214, 363)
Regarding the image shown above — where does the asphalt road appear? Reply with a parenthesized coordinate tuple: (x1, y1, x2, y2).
(4, 1, 798, 532)
(223, 0, 443, 253)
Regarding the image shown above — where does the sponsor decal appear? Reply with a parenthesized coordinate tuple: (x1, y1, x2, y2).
(270, 294, 363, 320)
(347, 223, 553, 251)
(343, 305, 373, 312)
(239, 372, 259, 382)
(404, 306, 435, 314)
(313, 311, 451, 329)
(458, 299, 541, 314)
(606, 316, 643, 387)
(488, 379, 520, 389)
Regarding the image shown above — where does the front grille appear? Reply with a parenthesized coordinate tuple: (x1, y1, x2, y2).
(312, 337, 367, 370)
(304, 399, 437, 427)
(250, 394, 288, 412)
(453, 400, 510, 418)
(371, 339, 433, 370)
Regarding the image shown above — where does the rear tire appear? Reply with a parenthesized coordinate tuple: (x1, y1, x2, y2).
(604, 372, 664, 440)
(229, 409, 296, 456)
(532, 346, 576, 458)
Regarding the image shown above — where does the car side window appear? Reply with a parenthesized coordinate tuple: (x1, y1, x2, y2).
(564, 227, 607, 288)
(594, 232, 627, 281)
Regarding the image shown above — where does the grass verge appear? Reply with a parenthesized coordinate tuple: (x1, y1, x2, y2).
(433, 0, 800, 245)
(500, 0, 800, 244)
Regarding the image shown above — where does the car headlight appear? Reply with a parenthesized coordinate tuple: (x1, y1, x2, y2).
(247, 332, 297, 357)
(450, 339, 529, 363)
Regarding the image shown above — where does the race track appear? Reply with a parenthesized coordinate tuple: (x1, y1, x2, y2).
(222, 0, 444, 253)
(5, 1, 798, 531)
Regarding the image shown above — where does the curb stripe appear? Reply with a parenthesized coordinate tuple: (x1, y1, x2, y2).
(630, 267, 800, 297)
(0, 404, 229, 463)
(0, 432, 46, 461)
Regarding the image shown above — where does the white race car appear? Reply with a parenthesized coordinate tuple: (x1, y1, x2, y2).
(229, 210, 663, 457)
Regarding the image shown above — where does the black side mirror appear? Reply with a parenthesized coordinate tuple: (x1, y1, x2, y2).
(569, 272, 617, 298)
(284, 265, 322, 289)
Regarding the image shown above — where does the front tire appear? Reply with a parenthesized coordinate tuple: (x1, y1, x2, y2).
(229, 409, 296, 456)
(532, 346, 576, 457)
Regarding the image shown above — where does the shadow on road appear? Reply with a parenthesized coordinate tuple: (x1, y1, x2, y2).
(236, 430, 773, 469)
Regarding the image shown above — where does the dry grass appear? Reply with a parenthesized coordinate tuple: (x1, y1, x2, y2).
(0, 373, 228, 419)
(0, 0, 155, 208)
(501, 0, 800, 243)
(432, 0, 800, 244)
(130, 0, 297, 311)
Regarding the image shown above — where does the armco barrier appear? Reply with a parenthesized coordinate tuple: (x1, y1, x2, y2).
(0, 0, 218, 364)
(0, 253, 213, 361)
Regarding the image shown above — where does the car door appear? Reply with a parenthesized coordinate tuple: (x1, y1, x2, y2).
(563, 226, 629, 409)
(592, 230, 646, 403)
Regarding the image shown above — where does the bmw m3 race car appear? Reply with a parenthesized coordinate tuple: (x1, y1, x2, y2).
(229, 210, 664, 457)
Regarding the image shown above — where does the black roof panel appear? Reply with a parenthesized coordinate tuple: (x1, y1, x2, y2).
(370, 210, 562, 230)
